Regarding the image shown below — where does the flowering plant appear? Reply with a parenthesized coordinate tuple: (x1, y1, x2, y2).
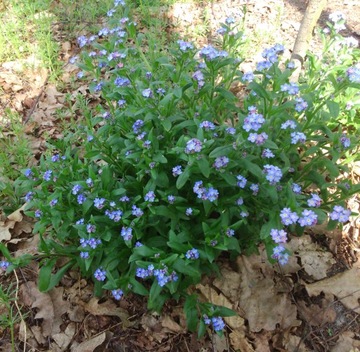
(4, 2, 360, 335)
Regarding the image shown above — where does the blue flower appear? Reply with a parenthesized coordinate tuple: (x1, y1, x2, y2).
(263, 165, 282, 184)
(291, 183, 302, 194)
(295, 98, 308, 112)
(144, 191, 156, 202)
(112, 289, 124, 300)
(80, 252, 89, 259)
(172, 165, 183, 177)
(281, 120, 297, 130)
(340, 134, 350, 148)
(72, 184, 82, 195)
(121, 227, 133, 241)
(167, 195, 175, 204)
(185, 138, 203, 154)
(270, 229, 287, 243)
(49, 198, 58, 207)
(213, 156, 229, 170)
(329, 205, 351, 223)
(77, 194, 86, 205)
(226, 229, 235, 237)
(51, 154, 60, 162)
(290, 132, 306, 144)
(186, 208, 193, 216)
(271, 245, 289, 265)
(0, 261, 10, 271)
(24, 169, 33, 178)
(86, 178, 93, 187)
(94, 268, 106, 281)
(280, 82, 299, 95)
(236, 175, 247, 188)
(43, 170, 52, 181)
(298, 209, 318, 227)
(248, 132, 268, 145)
(262, 149, 274, 158)
(347, 66, 360, 83)
(186, 248, 199, 260)
(242, 71, 254, 82)
(142, 88, 153, 98)
(177, 40, 194, 51)
(199, 121, 216, 130)
(24, 191, 34, 202)
(211, 317, 225, 331)
(94, 198, 106, 209)
(307, 194, 322, 208)
(114, 76, 131, 87)
(86, 224, 96, 233)
(280, 208, 299, 225)
(35, 210, 42, 218)
(132, 205, 143, 217)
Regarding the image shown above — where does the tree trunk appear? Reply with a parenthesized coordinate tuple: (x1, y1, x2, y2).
(291, 0, 327, 80)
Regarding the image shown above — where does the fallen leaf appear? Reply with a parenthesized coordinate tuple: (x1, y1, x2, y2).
(297, 299, 336, 326)
(236, 253, 299, 332)
(161, 315, 184, 333)
(330, 331, 360, 352)
(83, 298, 130, 327)
(305, 261, 360, 312)
(71, 332, 106, 352)
(288, 236, 335, 280)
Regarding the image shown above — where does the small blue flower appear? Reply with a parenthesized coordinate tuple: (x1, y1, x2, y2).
(49, 198, 58, 207)
(298, 209, 318, 227)
(142, 88, 153, 98)
(199, 121, 216, 130)
(72, 184, 82, 195)
(213, 156, 229, 170)
(172, 165, 183, 177)
(51, 154, 60, 162)
(80, 252, 89, 259)
(211, 317, 225, 331)
(340, 134, 350, 148)
(236, 175, 247, 188)
(177, 40, 194, 51)
(77, 194, 86, 205)
(263, 165, 282, 184)
(226, 229, 235, 237)
(86, 178, 93, 187)
(35, 210, 42, 218)
(272, 245, 289, 265)
(290, 132, 306, 144)
(94, 268, 106, 281)
(281, 120, 297, 130)
(280, 208, 299, 226)
(132, 205, 143, 217)
(24, 191, 34, 202)
(186, 248, 200, 260)
(144, 191, 156, 202)
(242, 71, 254, 82)
(226, 127, 236, 135)
(186, 208, 193, 216)
(112, 289, 124, 300)
(248, 132, 268, 145)
(262, 149, 274, 158)
(307, 194, 322, 208)
(94, 198, 106, 209)
(24, 169, 33, 178)
(0, 261, 10, 271)
(43, 170, 52, 181)
(291, 183, 302, 194)
(185, 138, 203, 154)
(167, 195, 175, 204)
(121, 227, 133, 241)
(280, 82, 299, 95)
(270, 229, 287, 243)
(329, 205, 351, 222)
(86, 224, 96, 233)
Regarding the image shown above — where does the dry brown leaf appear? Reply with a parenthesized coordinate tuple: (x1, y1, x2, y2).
(83, 297, 130, 326)
(288, 236, 335, 280)
(52, 322, 76, 350)
(71, 332, 107, 352)
(213, 267, 241, 302)
(196, 283, 245, 330)
(297, 299, 336, 326)
(330, 331, 360, 352)
(0, 221, 13, 241)
(21, 282, 70, 337)
(7, 204, 26, 222)
(305, 261, 360, 312)
(161, 315, 184, 333)
(236, 254, 299, 332)
(229, 330, 255, 352)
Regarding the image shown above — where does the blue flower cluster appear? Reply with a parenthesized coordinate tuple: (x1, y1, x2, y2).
(193, 181, 219, 202)
(136, 264, 178, 287)
(203, 315, 226, 331)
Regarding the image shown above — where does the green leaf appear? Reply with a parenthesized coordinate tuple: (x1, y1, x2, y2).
(197, 157, 210, 178)
(176, 166, 191, 189)
(215, 306, 237, 317)
(209, 145, 233, 158)
(238, 159, 263, 180)
(184, 294, 199, 332)
(38, 258, 57, 292)
(326, 100, 340, 119)
(46, 260, 74, 292)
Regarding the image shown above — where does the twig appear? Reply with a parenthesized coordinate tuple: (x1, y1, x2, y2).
(23, 75, 49, 125)
(13, 270, 27, 352)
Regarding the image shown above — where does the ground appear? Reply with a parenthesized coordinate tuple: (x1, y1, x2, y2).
(0, 0, 360, 351)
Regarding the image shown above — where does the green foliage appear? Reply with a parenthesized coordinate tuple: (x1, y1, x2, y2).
(2, 2, 360, 336)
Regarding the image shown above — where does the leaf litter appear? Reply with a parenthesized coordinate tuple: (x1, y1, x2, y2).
(1, 0, 360, 351)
